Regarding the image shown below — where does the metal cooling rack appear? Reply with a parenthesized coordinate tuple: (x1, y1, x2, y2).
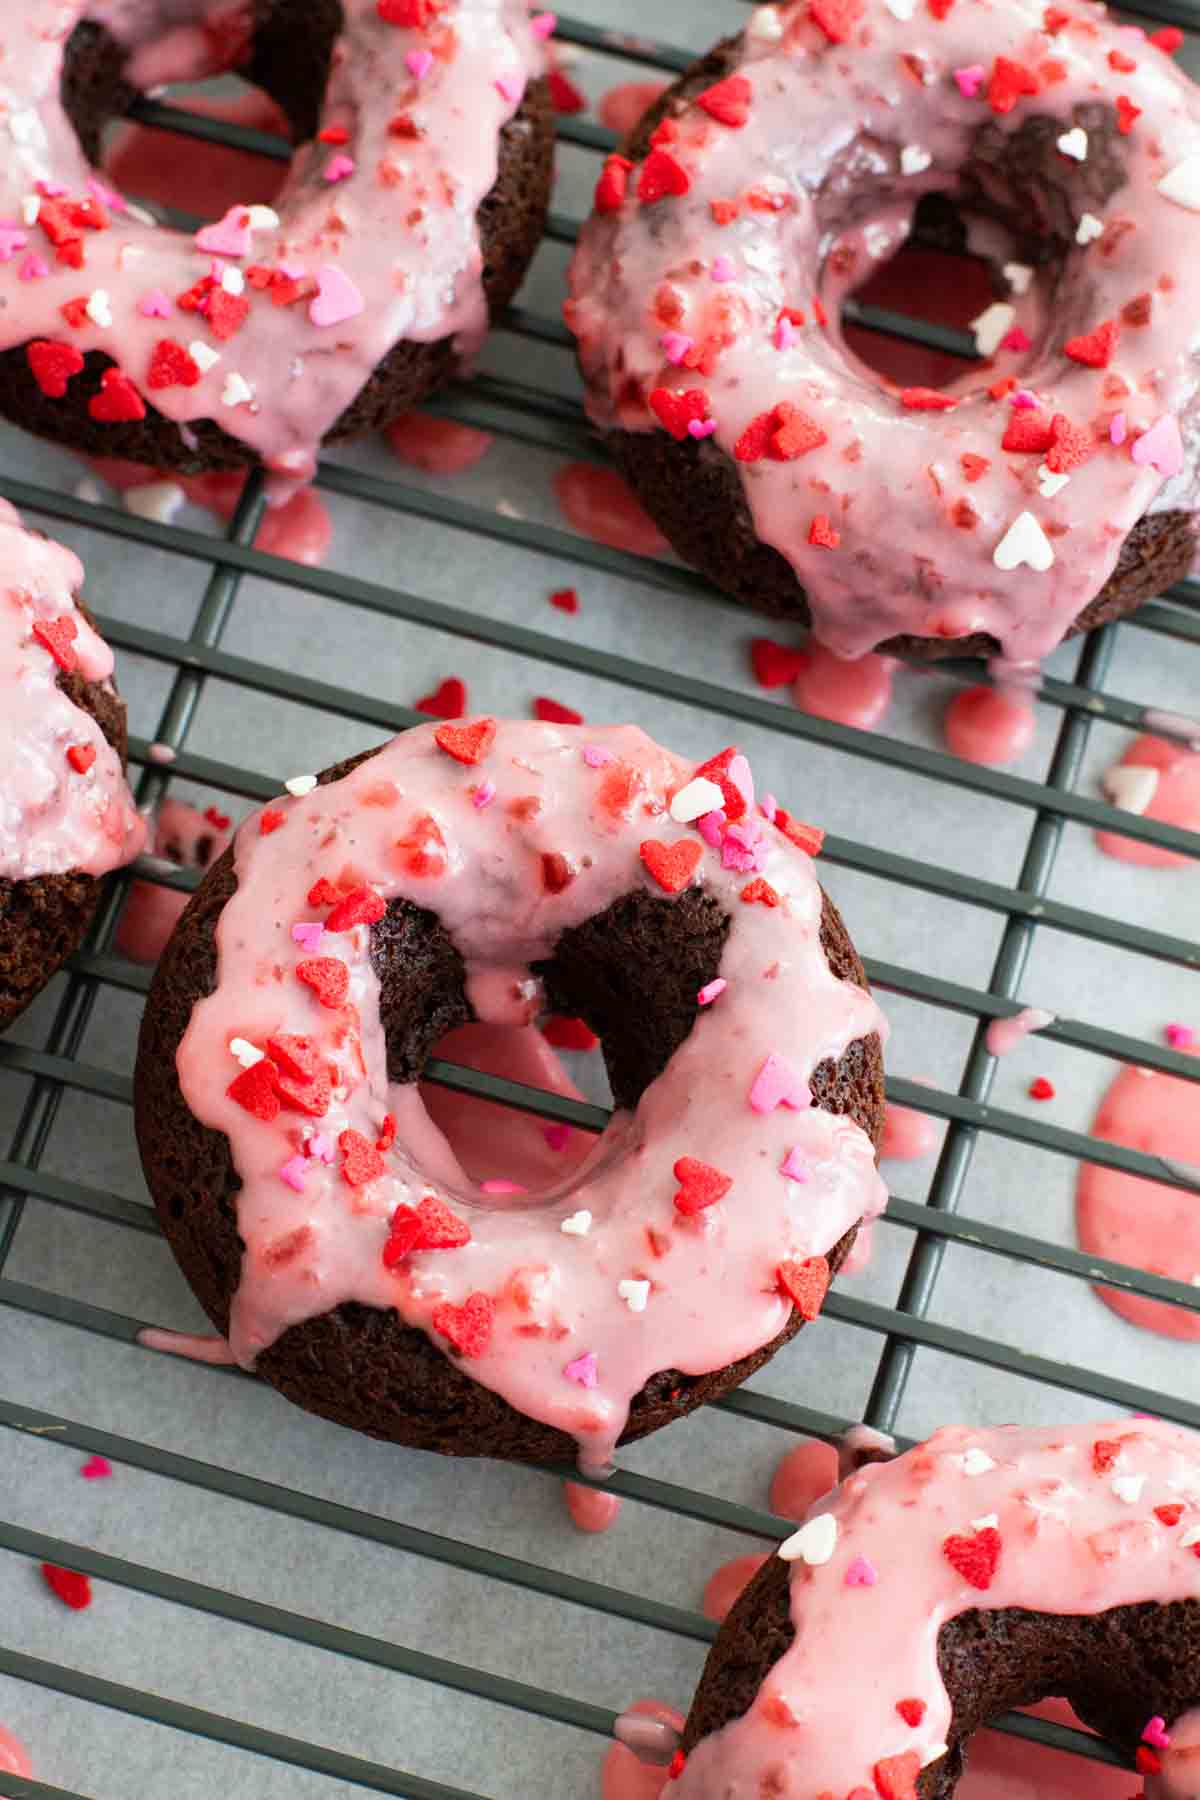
(2, 4, 1200, 1794)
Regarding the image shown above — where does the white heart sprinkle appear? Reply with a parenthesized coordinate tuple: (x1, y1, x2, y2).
(993, 511, 1055, 573)
(245, 204, 281, 230)
(1003, 261, 1033, 296)
(617, 1278, 650, 1312)
(189, 340, 220, 374)
(222, 372, 254, 408)
(229, 1037, 264, 1067)
(21, 194, 41, 226)
(1057, 127, 1088, 161)
(669, 776, 725, 823)
(220, 264, 246, 295)
(779, 1512, 839, 1565)
(1037, 465, 1070, 498)
(962, 1448, 997, 1476)
(284, 774, 318, 797)
(561, 1209, 592, 1236)
(1158, 155, 1200, 211)
(1181, 1525, 1200, 1548)
(885, 0, 915, 17)
(1101, 765, 1158, 815)
(748, 3, 785, 38)
(124, 480, 186, 525)
(971, 1512, 1000, 1532)
(900, 144, 932, 175)
(970, 301, 1015, 357)
(1075, 212, 1104, 245)
(1112, 1474, 1145, 1504)
(85, 289, 112, 328)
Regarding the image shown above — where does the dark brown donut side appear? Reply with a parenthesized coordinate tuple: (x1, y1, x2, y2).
(593, 40, 1196, 659)
(682, 1549, 1200, 1795)
(0, 617, 129, 1033)
(135, 742, 885, 1464)
(0, 4, 554, 474)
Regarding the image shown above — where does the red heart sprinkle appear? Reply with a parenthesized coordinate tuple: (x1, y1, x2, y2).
(27, 339, 85, 398)
(259, 808, 287, 835)
(325, 884, 386, 932)
(382, 1206, 423, 1268)
(1149, 24, 1183, 51)
(434, 717, 497, 764)
(274, 1064, 332, 1118)
(266, 1034, 321, 1083)
(1045, 414, 1092, 473)
(1002, 411, 1054, 454)
(809, 514, 840, 549)
(942, 1526, 1001, 1589)
(740, 878, 780, 906)
(550, 587, 579, 614)
(542, 851, 576, 893)
(396, 811, 447, 878)
(697, 75, 753, 128)
(227, 1058, 281, 1121)
(751, 639, 806, 690)
(41, 1563, 92, 1610)
(987, 56, 1040, 115)
(735, 409, 776, 463)
(1116, 95, 1141, 134)
(960, 453, 990, 482)
(900, 387, 956, 411)
(873, 1750, 921, 1800)
(377, 0, 442, 23)
(377, 1113, 397, 1152)
(637, 148, 691, 204)
(60, 297, 90, 329)
(775, 808, 825, 856)
(673, 1156, 732, 1215)
(1063, 319, 1119, 368)
(810, 0, 864, 42)
(548, 69, 586, 113)
(147, 338, 201, 390)
(1138, 1749, 1163, 1777)
(534, 696, 584, 726)
(416, 1194, 471, 1248)
(1092, 1438, 1122, 1472)
(693, 746, 747, 821)
(777, 1256, 831, 1320)
(594, 154, 633, 214)
(1028, 1076, 1055, 1100)
(649, 386, 711, 441)
(32, 615, 79, 672)
(1108, 48, 1137, 70)
(542, 1016, 598, 1051)
(67, 743, 97, 773)
(772, 404, 828, 460)
(204, 288, 250, 340)
(88, 367, 146, 421)
(340, 1128, 385, 1187)
(1043, 6, 1070, 30)
(319, 125, 350, 143)
(896, 1698, 927, 1727)
(296, 956, 350, 1008)
(927, 0, 955, 17)
(640, 838, 703, 894)
(432, 1291, 494, 1357)
(1155, 1504, 1184, 1526)
(415, 676, 466, 719)
(307, 877, 342, 907)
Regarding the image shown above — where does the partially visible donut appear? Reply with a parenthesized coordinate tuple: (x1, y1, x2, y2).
(134, 720, 886, 1467)
(0, 1, 553, 479)
(674, 1419, 1200, 1798)
(566, 0, 1200, 662)
(0, 501, 143, 1032)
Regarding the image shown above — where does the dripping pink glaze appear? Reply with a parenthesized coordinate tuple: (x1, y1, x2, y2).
(174, 721, 887, 1469)
(1076, 1051, 1200, 1343)
(563, 1480, 623, 1533)
(769, 1436, 838, 1520)
(674, 1419, 1200, 1798)
(605, 1702, 686, 1800)
(790, 644, 895, 733)
(0, 499, 143, 882)
(1096, 736, 1200, 869)
(116, 795, 235, 964)
(986, 1005, 1056, 1058)
(137, 1326, 236, 1362)
(386, 411, 494, 474)
(881, 1101, 939, 1161)
(552, 463, 669, 557)
(8, 0, 543, 480)
(567, 0, 1200, 662)
(944, 685, 1037, 766)
(0, 1725, 32, 1779)
(703, 1552, 771, 1624)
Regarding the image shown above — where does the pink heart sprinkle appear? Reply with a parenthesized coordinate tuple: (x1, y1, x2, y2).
(564, 1351, 598, 1388)
(845, 1553, 878, 1587)
(750, 1052, 811, 1115)
(1001, 326, 1031, 352)
(324, 153, 355, 183)
(18, 253, 49, 280)
(582, 745, 612, 768)
(760, 793, 778, 823)
(1165, 1022, 1195, 1048)
(688, 418, 717, 439)
(544, 1123, 571, 1151)
(780, 1146, 808, 1181)
(697, 978, 727, 1006)
(954, 63, 985, 97)
(697, 809, 726, 848)
(80, 1455, 113, 1480)
(1143, 1716, 1171, 1750)
(728, 752, 755, 816)
(1130, 413, 1184, 479)
(279, 1155, 308, 1193)
(406, 47, 434, 78)
(37, 180, 68, 198)
(291, 921, 324, 952)
(1011, 388, 1039, 410)
(309, 263, 365, 328)
(531, 10, 557, 37)
(482, 1178, 527, 1194)
(0, 226, 27, 261)
(495, 73, 523, 104)
(195, 207, 252, 258)
(1109, 411, 1127, 445)
(775, 317, 799, 351)
(306, 1132, 336, 1163)
(138, 287, 173, 318)
(711, 254, 736, 283)
(472, 779, 496, 809)
(660, 330, 694, 366)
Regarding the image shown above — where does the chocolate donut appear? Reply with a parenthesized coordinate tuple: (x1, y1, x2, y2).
(674, 1420, 1200, 1798)
(0, 502, 143, 1033)
(135, 721, 886, 1466)
(0, 0, 553, 480)
(566, 0, 1200, 662)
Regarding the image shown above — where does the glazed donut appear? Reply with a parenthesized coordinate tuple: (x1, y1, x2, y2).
(675, 1419, 1200, 1798)
(0, 500, 143, 1032)
(0, 0, 553, 480)
(134, 720, 886, 1467)
(566, 0, 1200, 662)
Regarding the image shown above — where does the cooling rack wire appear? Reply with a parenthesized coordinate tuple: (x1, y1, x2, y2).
(2, 3, 1200, 1795)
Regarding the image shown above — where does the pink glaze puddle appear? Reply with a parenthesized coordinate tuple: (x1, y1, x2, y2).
(960, 1698, 1143, 1799)
(944, 685, 1037, 767)
(563, 1480, 623, 1534)
(598, 80, 670, 139)
(552, 464, 668, 558)
(0, 1725, 32, 1779)
(104, 90, 288, 221)
(604, 1701, 686, 1800)
(881, 1102, 939, 1161)
(116, 796, 235, 965)
(768, 1437, 838, 1521)
(1095, 736, 1200, 870)
(1076, 1051, 1200, 1342)
(137, 1328, 236, 1364)
(985, 1007, 1056, 1059)
(791, 644, 895, 733)
(702, 1552, 770, 1624)
(387, 413, 494, 475)
(84, 455, 332, 567)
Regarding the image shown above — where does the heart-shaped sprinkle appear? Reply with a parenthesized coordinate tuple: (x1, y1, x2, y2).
(560, 1209, 592, 1236)
(227, 1059, 281, 1121)
(27, 338, 84, 397)
(970, 301, 1015, 356)
(617, 1278, 650, 1312)
(648, 386, 711, 441)
(1131, 413, 1185, 478)
(42, 1564, 92, 1609)
(564, 1351, 598, 1387)
(874, 1750, 921, 1800)
(80, 1456, 113, 1480)
(1075, 211, 1104, 244)
(19, 252, 50, 280)
(779, 1147, 808, 1181)
(899, 144, 931, 175)
(229, 1037, 265, 1068)
(1157, 155, 1200, 210)
(942, 1525, 1001, 1589)
(309, 263, 365, 328)
(279, 1155, 308, 1193)
(961, 1447, 998, 1475)
(660, 330, 694, 366)
(1143, 1717, 1172, 1749)
(637, 147, 690, 204)
(672, 1156, 732, 1215)
(750, 1053, 810, 1115)
(405, 47, 435, 78)
(896, 1698, 926, 1727)
(687, 417, 717, 439)
(432, 1292, 494, 1357)
(339, 1128, 385, 1188)
(992, 510, 1054, 573)
(325, 884, 385, 931)
(148, 338, 201, 389)
(296, 956, 349, 1007)
(778, 1512, 838, 1564)
(1038, 466, 1070, 498)
(777, 1255, 830, 1320)
(195, 207, 252, 258)
(137, 287, 173, 318)
(640, 838, 703, 894)
(416, 1194, 470, 1248)
(1056, 126, 1088, 160)
(696, 74, 753, 128)
(415, 676, 467, 719)
(434, 717, 496, 764)
(1112, 1473, 1146, 1504)
(844, 1553, 878, 1587)
(1063, 318, 1119, 367)
(954, 62, 985, 96)
(88, 367, 146, 421)
(324, 153, 355, 183)
(669, 776, 725, 823)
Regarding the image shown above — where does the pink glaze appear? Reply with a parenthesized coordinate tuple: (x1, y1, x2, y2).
(105, 89, 288, 220)
(85, 455, 332, 565)
(1096, 736, 1200, 870)
(605, 1701, 686, 1800)
(791, 643, 895, 733)
(116, 795, 235, 965)
(1076, 1053, 1200, 1342)
(174, 721, 887, 1468)
(769, 1436, 838, 1520)
(674, 1419, 1200, 1798)
(598, 80, 669, 140)
(881, 1102, 939, 1161)
(8, 1, 544, 480)
(945, 685, 1037, 766)
(552, 463, 669, 557)
(563, 1479, 623, 1534)
(961, 1698, 1144, 1800)
(387, 411, 494, 474)
(702, 1552, 771, 1624)
(568, 0, 1200, 661)
(137, 1327, 236, 1363)
(986, 1006, 1056, 1058)
(0, 499, 143, 882)
(0, 1726, 32, 1780)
